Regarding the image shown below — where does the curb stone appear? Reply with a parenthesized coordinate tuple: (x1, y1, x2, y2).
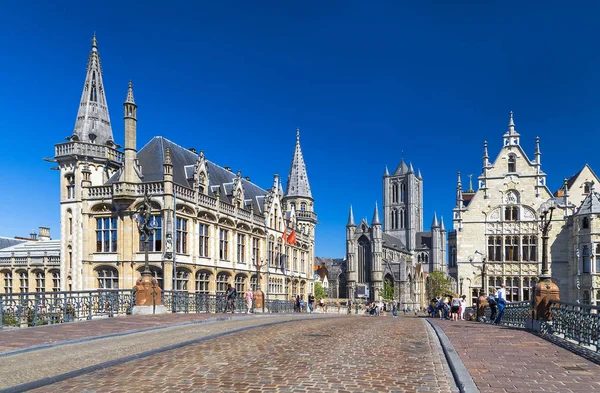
(425, 319, 479, 393)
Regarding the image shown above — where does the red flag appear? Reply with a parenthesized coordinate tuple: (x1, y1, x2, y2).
(287, 229, 296, 245)
(282, 228, 287, 242)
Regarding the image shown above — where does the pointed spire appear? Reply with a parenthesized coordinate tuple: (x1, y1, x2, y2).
(457, 171, 462, 189)
(455, 172, 464, 209)
(503, 111, 520, 146)
(440, 216, 446, 231)
(535, 136, 541, 165)
(467, 174, 474, 193)
(508, 111, 515, 132)
(431, 212, 439, 228)
(417, 169, 422, 179)
(347, 205, 356, 227)
(165, 147, 172, 166)
(125, 80, 135, 104)
(73, 34, 114, 145)
(285, 129, 312, 198)
(371, 202, 381, 225)
(393, 158, 409, 175)
(408, 162, 414, 174)
(383, 165, 390, 177)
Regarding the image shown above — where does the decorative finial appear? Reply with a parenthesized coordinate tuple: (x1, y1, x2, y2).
(457, 171, 462, 187)
(296, 128, 300, 141)
(125, 80, 135, 105)
(92, 33, 98, 52)
(165, 147, 172, 165)
(468, 174, 474, 193)
(508, 111, 515, 132)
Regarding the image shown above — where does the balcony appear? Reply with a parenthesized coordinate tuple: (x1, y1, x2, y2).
(55, 142, 123, 163)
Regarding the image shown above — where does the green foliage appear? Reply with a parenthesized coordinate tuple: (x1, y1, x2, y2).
(314, 282, 327, 300)
(381, 281, 395, 301)
(426, 270, 453, 301)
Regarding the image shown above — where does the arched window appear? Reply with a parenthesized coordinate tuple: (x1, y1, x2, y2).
(34, 271, 45, 292)
(216, 272, 230, 293)
(196, 271, 211, 293)
(390, 210, 396, 229)
(583, 246, 591, 273)
(235, 274, 247, 294)
(96, 267, 118, 289)
(175, 268, 191, 291)
(250, 274, 258, 291)
(300, 281, 306, 295)
(357, 237, 372, 284)
(300, 202, 306, 211)
(2, 271, 12, 293)
(583, 217, 590, 229)
(137, 266, 163, 289)
(392, 183, 398, 203)
(583, 290, 590, 305)
(508, 155, 516, 173)
(50, 269, 60, 292)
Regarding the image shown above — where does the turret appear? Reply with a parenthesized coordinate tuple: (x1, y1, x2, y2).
(502, 111, 520, 146)
(122, 81, 139, 184)
(347, 205, 356, 227)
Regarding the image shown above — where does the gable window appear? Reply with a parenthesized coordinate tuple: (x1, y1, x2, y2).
(522, 235, 537, 262)
(198, 223, 209, 257)
(504, 206, 519, 221)
(508, 155, 516, 172)
(583, 245, 591, 273)
(584, 183, 591, 194)
(504, 236, 519, 261)
(96, 217, 118, 252)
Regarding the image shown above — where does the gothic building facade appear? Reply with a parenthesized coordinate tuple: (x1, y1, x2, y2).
(449, 112, 600, 306)
(49, 35, 317, 298)
(345, 161, 447, 308)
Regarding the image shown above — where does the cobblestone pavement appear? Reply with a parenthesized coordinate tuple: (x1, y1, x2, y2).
(434, 318, 600, 393)
(0, 312, 253, 354)
(29, 316, 458, 393)
(1, 314, 329, 390)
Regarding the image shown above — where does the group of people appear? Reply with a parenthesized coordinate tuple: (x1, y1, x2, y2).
(428, 294, 467, 321)
(427, 283, 509, 324)
(295, 294, 326, 313)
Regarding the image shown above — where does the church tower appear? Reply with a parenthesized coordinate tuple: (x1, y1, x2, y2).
(283, 129, 317, 272)
(383, 159, 423, 251)
(54, 35, 123, 290)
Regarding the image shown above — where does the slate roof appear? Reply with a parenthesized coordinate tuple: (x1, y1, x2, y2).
(0, 240, 60, 257)
(285, 131, 312, 199)
(382, 233, 406, 251)
(576, 191, 600, 216)
(416, 231, 433, 250)
(110, 136, 270, 213)
(0, 237, 26, 250)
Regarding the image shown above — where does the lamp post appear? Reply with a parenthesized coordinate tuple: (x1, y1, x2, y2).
(533, 198, 560, 321)
(252, 256, 266, 312)
(468, 251, 487, 321)
(459, 277, 464, 296)
(132, 192, 167, 314)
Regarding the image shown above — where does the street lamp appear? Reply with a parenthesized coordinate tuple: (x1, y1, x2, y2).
(252, 256, 266, 312)
(131, 192, 166, 315)
(468, 250, 487, 321)
(459, 277, 464, 296)
(533, 197, 560, 321)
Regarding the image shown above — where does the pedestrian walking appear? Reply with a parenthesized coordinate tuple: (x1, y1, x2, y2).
(225, 284, 237, 313)
(459, 295, 466, 320)
(244, 288, 254, 313)
(486, 290, 498, 322)
(392, 303, 398, 318)
(299, 295, 305, 313)
(295, 295, 301, 313)
(494, 284, 509, 324)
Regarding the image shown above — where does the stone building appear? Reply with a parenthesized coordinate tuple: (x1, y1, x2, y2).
(345, 160, 447, 307)
(49, 35, 317, 298)
(0, 228, 60, 293)
(449, 112, 599, 305)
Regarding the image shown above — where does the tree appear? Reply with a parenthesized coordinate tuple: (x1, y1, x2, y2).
(381, 281, 394, 301)
(314, 282, 327, 301)
(426, 270, 453, 301)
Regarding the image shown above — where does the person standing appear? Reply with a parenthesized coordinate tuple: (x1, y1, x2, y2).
(486, 290, 498, 322)
(308, 293, 315, 313)
(459, 295, 467, 320)
(451, 295, 460, 321)
(494, 284, 508, 324)
(244, 288, 254, 314)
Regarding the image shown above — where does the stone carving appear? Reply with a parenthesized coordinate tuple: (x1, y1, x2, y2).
(489, 209, 500, 221)
(505, 190, 518, 204)
(523, 207, 535, 221)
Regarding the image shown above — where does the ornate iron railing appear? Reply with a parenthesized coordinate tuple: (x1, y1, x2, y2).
(0, 290, 134, 328)
(546, 300, 600, 352)
(484, 301, 531, 328)
(1, 290, 297, 329)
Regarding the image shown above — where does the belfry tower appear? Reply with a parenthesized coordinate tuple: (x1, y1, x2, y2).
(54, 35, 123, 290)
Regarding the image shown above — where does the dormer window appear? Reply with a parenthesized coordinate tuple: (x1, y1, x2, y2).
(507, 155, 516, 173)
(584, 183, 591, 194)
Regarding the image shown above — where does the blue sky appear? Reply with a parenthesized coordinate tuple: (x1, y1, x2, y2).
(1, 1, 599, 257)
